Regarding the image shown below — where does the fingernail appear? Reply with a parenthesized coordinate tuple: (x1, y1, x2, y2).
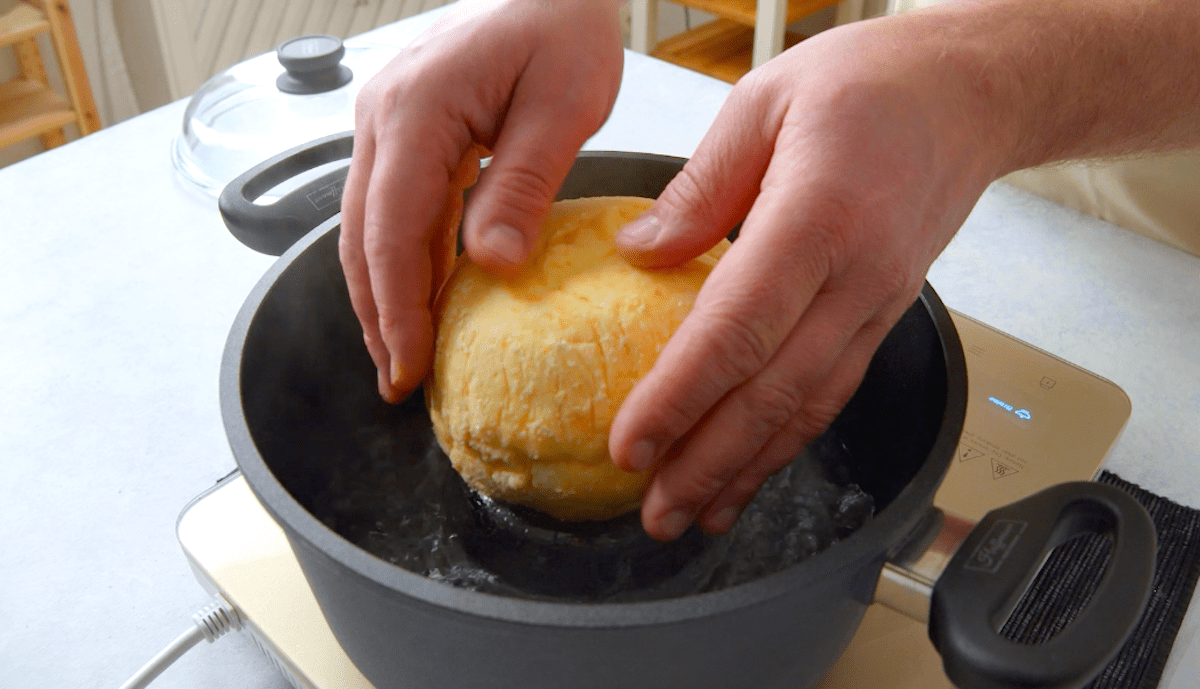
(619, 214, 663, 248)
(707, 506, 740, 534)
(378, 368, 398, 404)
(657, 510, 692, 541)
(390, 359, 404, 387)
(626, 438, 658, 472)
(480, 224, 526, 266)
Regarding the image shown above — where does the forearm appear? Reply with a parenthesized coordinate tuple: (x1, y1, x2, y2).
(892, 0, 1200, 175)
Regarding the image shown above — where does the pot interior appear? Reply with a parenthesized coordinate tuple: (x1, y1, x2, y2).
(232, 152, 961, 603)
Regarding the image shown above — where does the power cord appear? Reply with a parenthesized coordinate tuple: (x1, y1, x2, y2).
(118, 594, 243, 689)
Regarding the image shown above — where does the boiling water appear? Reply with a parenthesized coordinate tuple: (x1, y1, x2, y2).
(307, 409, 874, 603)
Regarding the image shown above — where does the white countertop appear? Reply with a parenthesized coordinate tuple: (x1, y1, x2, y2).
(2, 8, 1198, 689)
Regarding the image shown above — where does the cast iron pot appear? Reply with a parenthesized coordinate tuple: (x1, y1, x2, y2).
(219, 133, 1156, 689)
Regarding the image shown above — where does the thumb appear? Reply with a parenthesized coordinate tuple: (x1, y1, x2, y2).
(461, 67, 620, 274)
(616, 96, 780, 268)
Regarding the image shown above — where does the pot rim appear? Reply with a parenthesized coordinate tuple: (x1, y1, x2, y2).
(220, 153, 967, 629)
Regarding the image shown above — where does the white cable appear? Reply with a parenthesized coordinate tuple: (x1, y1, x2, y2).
(118, 594, 243, 689)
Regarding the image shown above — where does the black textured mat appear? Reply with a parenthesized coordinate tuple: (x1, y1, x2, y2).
(1000, 471, 1200, 689)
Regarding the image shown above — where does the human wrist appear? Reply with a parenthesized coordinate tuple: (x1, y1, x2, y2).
(813, 11, 1017, 194)
(855, 7, 1028, 185)
(893, 0, 1200, 174)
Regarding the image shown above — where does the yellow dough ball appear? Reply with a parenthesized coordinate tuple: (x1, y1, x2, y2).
(427, 196, 728, 522)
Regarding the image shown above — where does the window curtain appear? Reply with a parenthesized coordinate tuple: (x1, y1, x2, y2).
(70, 0, 140, 127)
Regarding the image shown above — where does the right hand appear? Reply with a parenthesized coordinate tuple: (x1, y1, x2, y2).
(607, 14, 1010, 540)
(339, 0, 625, 403)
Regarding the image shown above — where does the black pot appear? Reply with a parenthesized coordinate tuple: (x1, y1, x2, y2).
(219, 133, 1156, 689)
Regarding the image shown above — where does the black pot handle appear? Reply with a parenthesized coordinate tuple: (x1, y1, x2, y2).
(929, 481, 1156, 689)
(218, 131, 354, 256)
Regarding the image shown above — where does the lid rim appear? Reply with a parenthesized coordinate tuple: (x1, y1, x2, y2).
(173, 38, 397, 196)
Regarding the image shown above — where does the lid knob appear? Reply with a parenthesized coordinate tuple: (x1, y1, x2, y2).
(276, 35, 353, 95)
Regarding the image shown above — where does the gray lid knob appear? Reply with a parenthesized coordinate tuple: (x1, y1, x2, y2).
(276, 35, 353, 95)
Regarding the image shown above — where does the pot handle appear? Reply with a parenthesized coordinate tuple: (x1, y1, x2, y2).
(928, 481, 1155, 689)
(218, 131, 353, 256)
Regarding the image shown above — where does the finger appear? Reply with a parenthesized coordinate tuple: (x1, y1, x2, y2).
(338, 130, 396, 401)
(609, 164, 844, 476)
(430, 145, 485, 303)
(694, 310, 903, 535)
(636, 287, 881, 541)
(452, 143, 486, 189)
(615, 79, 781, 268)
(429, 190, 463, 306)
(361, 124, 466, 396)
(461, 52, 621, 274)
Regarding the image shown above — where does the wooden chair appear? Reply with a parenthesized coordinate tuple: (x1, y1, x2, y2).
(0, 0, 100, 151)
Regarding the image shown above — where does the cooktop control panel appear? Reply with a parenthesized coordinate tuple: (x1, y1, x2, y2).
(938, 311, 1130, 521)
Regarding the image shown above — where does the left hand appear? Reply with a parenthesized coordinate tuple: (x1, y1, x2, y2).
(339, 0, 624, 404)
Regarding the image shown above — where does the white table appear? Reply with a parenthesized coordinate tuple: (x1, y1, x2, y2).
(2, 8, 1198, 689)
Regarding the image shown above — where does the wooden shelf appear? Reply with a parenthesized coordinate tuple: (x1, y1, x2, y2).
(0, 78, 75, 144)
(670, 0, 844, 28)
(0, 5, 50, 48)
(0, 0, 100, 152)
(652, 18, 804, 83)
(633, 0, 842, 78)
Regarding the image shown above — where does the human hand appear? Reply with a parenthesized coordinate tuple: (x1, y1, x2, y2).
(608, 16, 1009, 541)
(340, 0, 624, 403)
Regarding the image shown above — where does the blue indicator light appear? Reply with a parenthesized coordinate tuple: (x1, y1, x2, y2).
(988, 396, 1013, 412)
(988, 396, 1032, 421)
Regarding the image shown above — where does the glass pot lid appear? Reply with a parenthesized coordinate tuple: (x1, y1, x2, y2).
(172, 35, 397, 197)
